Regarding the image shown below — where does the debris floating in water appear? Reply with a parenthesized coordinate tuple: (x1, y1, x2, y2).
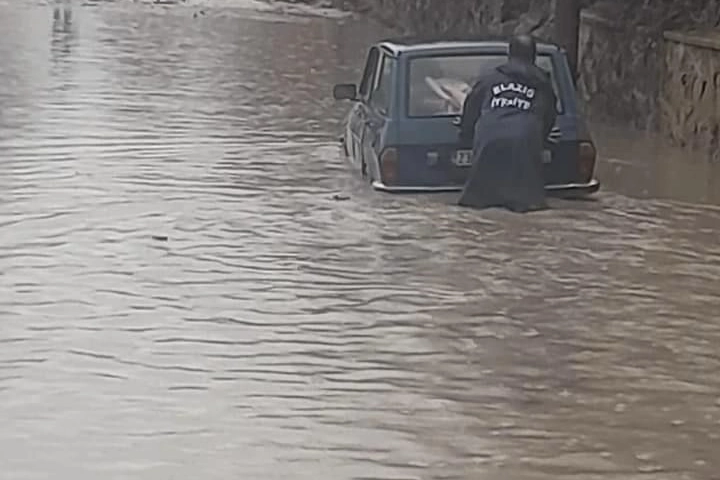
(332, 194, 350, 201)
(152, 235, 169, 241)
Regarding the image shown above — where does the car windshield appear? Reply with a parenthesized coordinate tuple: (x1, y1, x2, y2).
(407, 53, 563, 118)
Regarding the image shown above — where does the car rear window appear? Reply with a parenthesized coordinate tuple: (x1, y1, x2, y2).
(407, 53, 564, 118)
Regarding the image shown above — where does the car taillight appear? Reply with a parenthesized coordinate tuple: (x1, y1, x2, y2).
(578, 141, 596, 183)
(379, 147, 398, 184)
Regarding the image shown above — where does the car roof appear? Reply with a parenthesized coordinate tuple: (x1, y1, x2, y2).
(378, 35, 561, 57)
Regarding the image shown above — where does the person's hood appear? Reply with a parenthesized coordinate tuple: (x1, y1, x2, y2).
(495, 59, 550, 89)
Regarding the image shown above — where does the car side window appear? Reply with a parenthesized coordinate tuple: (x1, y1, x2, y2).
(369, 53, 394, 116)
(358, 47, 380, 100)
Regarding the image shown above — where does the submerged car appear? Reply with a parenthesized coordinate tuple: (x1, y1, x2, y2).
(332, 36, 601, 196)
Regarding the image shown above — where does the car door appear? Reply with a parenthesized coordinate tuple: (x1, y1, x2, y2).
(362, 50, 395, 179)
(347, 47, 380, 170)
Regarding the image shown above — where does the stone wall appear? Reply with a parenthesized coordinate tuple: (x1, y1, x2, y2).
(576, 8, 720, 161)
(577, 17, 720, 161)
(577, 12, 663, 132)
(661, 31, 720, 161)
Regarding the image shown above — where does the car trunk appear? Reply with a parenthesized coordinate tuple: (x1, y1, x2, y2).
(389, 115, 582, 188)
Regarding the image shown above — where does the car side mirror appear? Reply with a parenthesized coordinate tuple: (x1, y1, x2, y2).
(333, 83, 357, 101)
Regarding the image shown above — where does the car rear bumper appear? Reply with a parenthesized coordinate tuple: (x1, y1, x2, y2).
(544, 178, 601, 197)
(371, 178, 601, 195)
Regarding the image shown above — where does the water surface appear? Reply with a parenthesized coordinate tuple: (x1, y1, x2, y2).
(0, 2, 719, 479)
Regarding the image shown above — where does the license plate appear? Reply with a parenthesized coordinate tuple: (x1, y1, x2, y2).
(452, 149, 549, 166)
(452, 150, 472, 167)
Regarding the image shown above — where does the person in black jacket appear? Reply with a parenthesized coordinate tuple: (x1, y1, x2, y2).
(457, 35, 558, 212)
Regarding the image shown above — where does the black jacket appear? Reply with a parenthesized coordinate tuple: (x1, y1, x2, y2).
(458, 59, 558, 146)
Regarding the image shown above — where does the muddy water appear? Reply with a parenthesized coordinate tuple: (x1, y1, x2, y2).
(1, 2, 719, 479)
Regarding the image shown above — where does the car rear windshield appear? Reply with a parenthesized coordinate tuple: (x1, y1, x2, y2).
(407, 53, 564, 118)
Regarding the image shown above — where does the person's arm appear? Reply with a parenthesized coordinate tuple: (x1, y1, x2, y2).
(458, 80, 486, 146)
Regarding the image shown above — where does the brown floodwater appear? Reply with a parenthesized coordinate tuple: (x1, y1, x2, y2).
(0, 1, 719, 479)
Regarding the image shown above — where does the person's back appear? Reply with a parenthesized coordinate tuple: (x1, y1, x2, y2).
(457, 35, 557, 213)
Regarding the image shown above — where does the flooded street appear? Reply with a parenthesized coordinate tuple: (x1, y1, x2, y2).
(1, 1, 720, 479)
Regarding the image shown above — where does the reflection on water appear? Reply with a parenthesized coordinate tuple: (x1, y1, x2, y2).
(51, 2, 75, 80)
(0, 2, 719, 479)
